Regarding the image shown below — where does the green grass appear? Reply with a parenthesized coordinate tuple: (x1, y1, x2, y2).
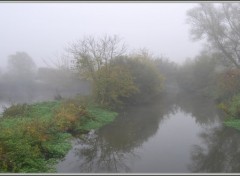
(0, 99, 118, 173)
(224, 119, 240, 131)
(80, 106, 118, 131)
(220, 94, 240, 131)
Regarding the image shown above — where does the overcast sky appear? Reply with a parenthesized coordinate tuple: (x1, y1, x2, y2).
(0, 2, 204, 69)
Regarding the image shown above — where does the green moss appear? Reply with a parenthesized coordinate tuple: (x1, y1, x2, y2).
(0, 100, 117, 173)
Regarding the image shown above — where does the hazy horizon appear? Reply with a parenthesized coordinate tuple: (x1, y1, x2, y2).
(0, 2, 203, 70)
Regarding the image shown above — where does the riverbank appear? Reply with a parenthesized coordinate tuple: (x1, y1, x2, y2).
(0, 99, 118, 173)
(217, 94, 240, 131)
(224, 119, 240, 131)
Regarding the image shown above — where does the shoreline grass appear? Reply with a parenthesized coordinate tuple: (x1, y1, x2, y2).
(0, 99, 118, 173)
(224, 119, 240, 131)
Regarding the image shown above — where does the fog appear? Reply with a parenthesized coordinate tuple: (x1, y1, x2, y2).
(3, 2, 240, 173)
(0, 2, 202, 69)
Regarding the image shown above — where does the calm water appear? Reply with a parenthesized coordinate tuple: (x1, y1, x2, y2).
(1, 92, 240, 173)
(56, 94, 240, 173)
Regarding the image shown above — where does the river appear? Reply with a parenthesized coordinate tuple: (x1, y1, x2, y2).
(1, 92, 240, 173)
(56, 93, 240, 173)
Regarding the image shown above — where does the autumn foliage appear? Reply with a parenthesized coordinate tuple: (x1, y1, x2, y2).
(217, 69, 240, 100)
(0, 100, 93, 172)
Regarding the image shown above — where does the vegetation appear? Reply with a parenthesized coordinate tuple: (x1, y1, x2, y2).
(218, 94, 240, 131)
(175, 50, 224, 99)
(70, 36, 164, 108)
(0, 35, 164, 173)
(216, 68, 240, 101)
(186, 3, 240, 130)
(7, 52, 37, 78)
(112, 53, 164, 104)
(3, 2, 240, 172)
(224, 119, 240, 131)
(93, 64, 139, 107)
(187, 3, 240, 69)
(0, 100, 117, 173)
(0, 51, 90, 103)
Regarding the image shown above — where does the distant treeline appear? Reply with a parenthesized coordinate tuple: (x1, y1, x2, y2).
(0, 47, 234, 106)
(0, 52, 90, 104)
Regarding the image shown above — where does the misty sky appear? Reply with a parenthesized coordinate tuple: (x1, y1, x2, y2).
(0, 2, 204, 69)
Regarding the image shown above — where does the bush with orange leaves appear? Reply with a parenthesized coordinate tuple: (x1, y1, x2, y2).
(53, 99, 94, 133)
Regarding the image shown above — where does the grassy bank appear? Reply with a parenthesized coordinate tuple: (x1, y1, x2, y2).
(224, 119, 240, 131)
(0, 99, 118, 173)
(218, 94, 240, 131)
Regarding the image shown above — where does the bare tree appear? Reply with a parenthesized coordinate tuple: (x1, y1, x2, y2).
(68, 35, 126, 81)
(187, 3, 240, 68)
(42, 53, 72, 71)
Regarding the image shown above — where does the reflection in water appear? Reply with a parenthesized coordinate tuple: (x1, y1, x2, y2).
(57, 95, 178, 173)
(175, 93, 221, 126)
(58, 93, 226, 173)
(2, 86, 239, 173)
(189, 126, 240, 173)
(5, 90, 236, 173)
(73, 132, 139, 172)
(98, 98, 178, 153)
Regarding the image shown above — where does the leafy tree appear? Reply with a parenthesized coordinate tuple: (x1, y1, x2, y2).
(1, 52, 37, 100)
(154, 57, 178, 81)
(93, 64, 138, 107)
(7, 52, 36, 77)
(176, 58, 195, 92)
(69, 35, 134, 107)
(187, 3, 240, 68)
(113, 52, 164, 104)
(154, 57, 179, 93)
(69, 36, 164, 107)
(177, 51, 219, 97)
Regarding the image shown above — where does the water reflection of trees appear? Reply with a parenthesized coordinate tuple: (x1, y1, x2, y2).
(99, 97, 178, 151)
(74, 133, 138, 172)
(175, 93, 221, 126)
(189, 126, 240, 173)
(73, 95, 178, 172)
(72, 92, 224, 173)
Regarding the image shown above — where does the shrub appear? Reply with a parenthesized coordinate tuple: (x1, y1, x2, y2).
(224, 119, 240, 131)
(219, 93, 240, 119)
(0, 101, 72, 172)
(112, 55, 164, 104)
(0, 99, 118, 173)
(53, 99, 93, 132)
(0, 118, 49, 172)
(93, 64, 139, 108)
(228, 94, 240, 119)
(216, 69, 240, 101)
(2, 103, 31, 118)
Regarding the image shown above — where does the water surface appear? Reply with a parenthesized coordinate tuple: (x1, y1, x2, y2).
(57, 94, 240, 173)
(1, 91, 239, 173)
